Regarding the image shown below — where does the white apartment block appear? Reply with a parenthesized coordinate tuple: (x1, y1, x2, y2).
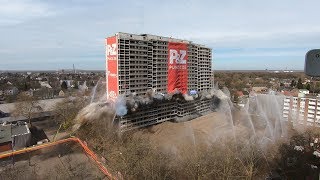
(283, 96, 320, 127)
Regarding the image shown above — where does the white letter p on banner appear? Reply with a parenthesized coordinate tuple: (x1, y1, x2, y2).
(169, 49, 178, 64)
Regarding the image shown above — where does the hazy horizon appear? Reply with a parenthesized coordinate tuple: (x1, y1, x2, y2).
(1, 0, 319, 70)
(0, 68, 304, 72)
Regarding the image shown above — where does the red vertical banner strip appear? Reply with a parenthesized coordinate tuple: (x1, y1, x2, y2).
(167, 42, 188, 94)
(106, 36, 118, 101)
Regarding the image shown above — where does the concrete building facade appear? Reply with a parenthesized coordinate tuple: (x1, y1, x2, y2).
(283, 96, 320, 127)
(105, 32, 214, 130)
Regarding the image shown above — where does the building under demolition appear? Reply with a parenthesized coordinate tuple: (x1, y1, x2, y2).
(105, 32, 215, 131)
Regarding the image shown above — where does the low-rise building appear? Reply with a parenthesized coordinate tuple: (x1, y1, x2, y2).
(4, 87, 19, 96)
(40, 81, 52, 89)
(283, 96, 320, 127)
(22, 89, 34, 97)
(252, 86, 268, 93)
(0, 98, 64, 124)
(79, 81, 89, 92)
(0, 122, 32, 152)
(58, 90, 65, 97)
(60, 80, 73, 88)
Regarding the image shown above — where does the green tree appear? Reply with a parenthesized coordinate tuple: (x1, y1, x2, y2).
(224, 78, 232, 88)
(61, 81, 68, 90)
(23, 82, 29, 91)
(305, 83, 311, 91)
(290, 80, 296, 87)
(26, 75, 31, 82)
(73, 81, 79, 89)
(297, 78, 303, 89)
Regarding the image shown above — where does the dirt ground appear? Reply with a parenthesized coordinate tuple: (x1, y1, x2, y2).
(136, 110, 281, 153)
(0, 141, 108, 180)
(136, 112, 238, 152)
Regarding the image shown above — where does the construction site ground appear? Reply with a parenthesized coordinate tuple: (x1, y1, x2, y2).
(137, 111, 239, 152)
(0, 141, 108, 180)
(138, 108, 301, 155)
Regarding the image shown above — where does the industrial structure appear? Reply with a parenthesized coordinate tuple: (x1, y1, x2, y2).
(105, 33, 214, 130)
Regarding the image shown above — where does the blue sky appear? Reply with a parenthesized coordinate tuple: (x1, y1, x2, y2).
(0, 0, 319, 70)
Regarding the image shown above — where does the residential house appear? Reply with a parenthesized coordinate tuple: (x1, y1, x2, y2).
(79, 81, 89, 92)
(22, 89, 34, 97)
(4, 87, 19, 96)
(40, 81, 52, 89)
(0, 122, 31, 152)
(58, 90, 65, 97)
(252, 86, 268, 93)
(60, 80, 73, 88)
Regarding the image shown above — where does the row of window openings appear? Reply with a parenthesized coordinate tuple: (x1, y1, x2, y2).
(118, 45, 148, 50)
(118, 56, 149, 60)
(118, 73, 208, 77)
(118, 45, 166, 50)
(117, 58, 211, 63)
(119, 62, 211, 69)
(117, 67, 210, 71)
(118, 40, 209, 50)
(118, 53, 150, 57)
(140, 58, 207, 62)
(119, 77, 147, 80)
(127, 115, 174, 124)
(120, 80, 148, 83)
(120, 78, 169, 84)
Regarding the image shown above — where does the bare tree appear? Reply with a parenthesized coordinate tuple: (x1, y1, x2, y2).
(52, 97, 87, 141)
(12, 93, 41, 126)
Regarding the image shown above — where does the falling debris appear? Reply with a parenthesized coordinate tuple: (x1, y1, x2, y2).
(73, 102, 115, 132)
(115, 96, 128, 116)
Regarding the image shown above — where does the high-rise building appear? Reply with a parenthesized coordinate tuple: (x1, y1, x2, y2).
(105, 32, 214, 131)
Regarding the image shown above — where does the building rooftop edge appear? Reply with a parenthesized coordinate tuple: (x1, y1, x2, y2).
(105, 32, 211, 49)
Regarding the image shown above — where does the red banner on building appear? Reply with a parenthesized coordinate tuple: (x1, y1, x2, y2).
(106, 36, 118, 100)
(167, 42, 188, 94)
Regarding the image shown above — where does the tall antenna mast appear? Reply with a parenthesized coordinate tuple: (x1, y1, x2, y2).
(73, 64, 76, 74)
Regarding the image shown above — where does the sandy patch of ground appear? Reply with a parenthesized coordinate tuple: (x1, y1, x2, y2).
(136, 112, 238, 152)
(136, 110, 277, 153)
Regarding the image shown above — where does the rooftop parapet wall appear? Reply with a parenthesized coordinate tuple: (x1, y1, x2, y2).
(116, 32, 191, 44)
